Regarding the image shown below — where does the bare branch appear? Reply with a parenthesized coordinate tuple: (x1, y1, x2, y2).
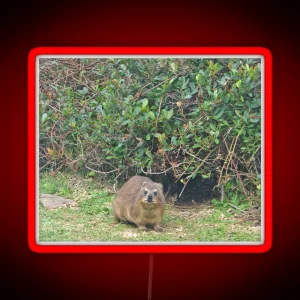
(140, 163, 182, 175)
(85, 164, 120, 174)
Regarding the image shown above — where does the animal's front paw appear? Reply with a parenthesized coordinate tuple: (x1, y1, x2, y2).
(137, 225, 147, 231)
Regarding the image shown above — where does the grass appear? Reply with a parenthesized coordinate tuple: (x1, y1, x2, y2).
(39, 171, 261, 243)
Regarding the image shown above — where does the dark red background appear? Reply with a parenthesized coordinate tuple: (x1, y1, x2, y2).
(2, 0, 300, 298)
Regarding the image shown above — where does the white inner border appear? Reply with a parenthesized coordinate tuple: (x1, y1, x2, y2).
(36, 55, 264, 246)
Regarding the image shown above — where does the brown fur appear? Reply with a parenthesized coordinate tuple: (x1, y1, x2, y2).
(112, 175, 165, 231)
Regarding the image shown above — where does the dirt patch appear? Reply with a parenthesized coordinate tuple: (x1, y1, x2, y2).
(227, 223, 261, 235)
(168, 202, 214, 219)
(232, 206, 261, 226)
(122, 230, 138, 239)
(168, 202, 261, 227)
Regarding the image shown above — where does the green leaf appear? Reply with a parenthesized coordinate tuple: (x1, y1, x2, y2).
(137, 148, 145, 157)
(181, 77, 189, 89)
(191, 143, 201, 149)
(171, 136, 177, 145)
(83, 87, 88, 94)
(149, 111, 155, 120)
(213, 89, 218, 99)
(87, 171, 95, 177)
(202, 172, 211, 179)
(236, 80, 242, 89)
(170, 62, 177, 73)
(184, 94, 192, 99)
(215, 107, 225, 119)
(146, 133, 151, 140)
(196, 73, 204, 84)
(215, 138, 219, 144)
(41, 113, 48, 123)
(120, 64, 126, 71)
(147, 159, 153, 168)
(141, 98, 148, 108)
(161, 109, 167, 119)
(134, 107, 141, 116)
(211, 199, 217, 205)
(121, 120, 131, 126)
(69, 116, 76, 127)
(145, 149, 153, 158)
(192, 172, 198, 179)
(154, 133, 161, 138)
(249, 117, 260, 123)
(210, 123, 215, 130)
(169, 77, 177, 84)
(167, 109, 174, 120)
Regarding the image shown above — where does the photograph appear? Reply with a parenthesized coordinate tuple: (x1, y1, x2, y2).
(30, 48, 269, 250)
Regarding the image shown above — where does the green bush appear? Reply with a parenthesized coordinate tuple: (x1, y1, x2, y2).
(39, 58, 261, 203)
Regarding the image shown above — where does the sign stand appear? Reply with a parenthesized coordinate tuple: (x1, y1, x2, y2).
(148, 254, 154, 300)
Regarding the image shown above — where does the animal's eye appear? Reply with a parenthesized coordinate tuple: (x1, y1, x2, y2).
(144, 190, 148, 195)
(154, 191, 157, 196)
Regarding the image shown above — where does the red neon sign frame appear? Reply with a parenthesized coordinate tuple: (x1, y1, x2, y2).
(28, 47, 272, 253)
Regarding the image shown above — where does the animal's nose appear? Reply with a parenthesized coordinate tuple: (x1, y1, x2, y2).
(147, 194, 153, 202)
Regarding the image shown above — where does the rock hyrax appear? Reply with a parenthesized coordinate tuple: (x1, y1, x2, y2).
(112, 175, 165, 231)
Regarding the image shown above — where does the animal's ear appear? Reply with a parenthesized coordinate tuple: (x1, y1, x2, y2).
(156, 183, 163, 191)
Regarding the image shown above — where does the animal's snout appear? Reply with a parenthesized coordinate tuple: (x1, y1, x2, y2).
(147, 194, 153, 202)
